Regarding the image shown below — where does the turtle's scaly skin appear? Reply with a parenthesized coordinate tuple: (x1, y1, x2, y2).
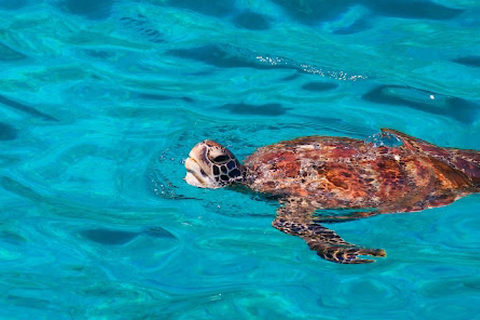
(244, 130, 475, 215)
(185, 129, 480, 264)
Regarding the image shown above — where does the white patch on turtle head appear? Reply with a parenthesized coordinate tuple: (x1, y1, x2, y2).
(184, 140, 244, 189)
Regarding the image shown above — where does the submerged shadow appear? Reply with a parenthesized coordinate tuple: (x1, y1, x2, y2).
(0, 95, 58, 121)
(452, 56, 480, 68)
(59, 0, 115, 19)
(233, 11, 271, 30)
(219, 103, 289, 116)
(270, 0, 462, 24)
(0, 123, 17, 141)
(362, 85, 479, 124)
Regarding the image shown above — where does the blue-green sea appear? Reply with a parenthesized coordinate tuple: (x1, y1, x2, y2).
(1, 0, 480, 319)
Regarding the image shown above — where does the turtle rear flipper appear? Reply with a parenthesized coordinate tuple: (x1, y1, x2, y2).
(273, 204, 386, 264)
(382, 128, 480, 186)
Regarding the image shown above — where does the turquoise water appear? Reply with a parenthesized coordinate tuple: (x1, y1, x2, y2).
(1, 0, 480, 319)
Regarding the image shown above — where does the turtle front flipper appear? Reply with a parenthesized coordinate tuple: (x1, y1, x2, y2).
(273, 203, 386, 264)
(306, 234, 386, 264)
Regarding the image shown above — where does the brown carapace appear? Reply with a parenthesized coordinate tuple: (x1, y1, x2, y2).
(185, 129, 480, 264)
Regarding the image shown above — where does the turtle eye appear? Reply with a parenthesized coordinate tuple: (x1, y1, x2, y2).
(212, 155, 230, 163)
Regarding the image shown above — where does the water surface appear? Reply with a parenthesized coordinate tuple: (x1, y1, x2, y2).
(1, 0, 480, 319)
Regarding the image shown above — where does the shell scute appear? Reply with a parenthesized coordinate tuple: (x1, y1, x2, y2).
(244, 133, 480, 212)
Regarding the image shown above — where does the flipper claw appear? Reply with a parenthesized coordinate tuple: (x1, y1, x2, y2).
(309, 239, 386, 264)
(317, 247, 386, 264)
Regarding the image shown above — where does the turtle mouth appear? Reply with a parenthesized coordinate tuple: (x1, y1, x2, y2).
(184, 157, 217, 188)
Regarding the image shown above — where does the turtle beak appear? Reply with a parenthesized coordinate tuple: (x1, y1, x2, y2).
(184, 157, 209, 188)
(185, 141, 226, 189)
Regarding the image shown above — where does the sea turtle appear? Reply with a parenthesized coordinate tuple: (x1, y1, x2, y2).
(184, 129, 480, 264)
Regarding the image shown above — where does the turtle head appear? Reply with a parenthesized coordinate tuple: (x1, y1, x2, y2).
(184, 140, 244, 189)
